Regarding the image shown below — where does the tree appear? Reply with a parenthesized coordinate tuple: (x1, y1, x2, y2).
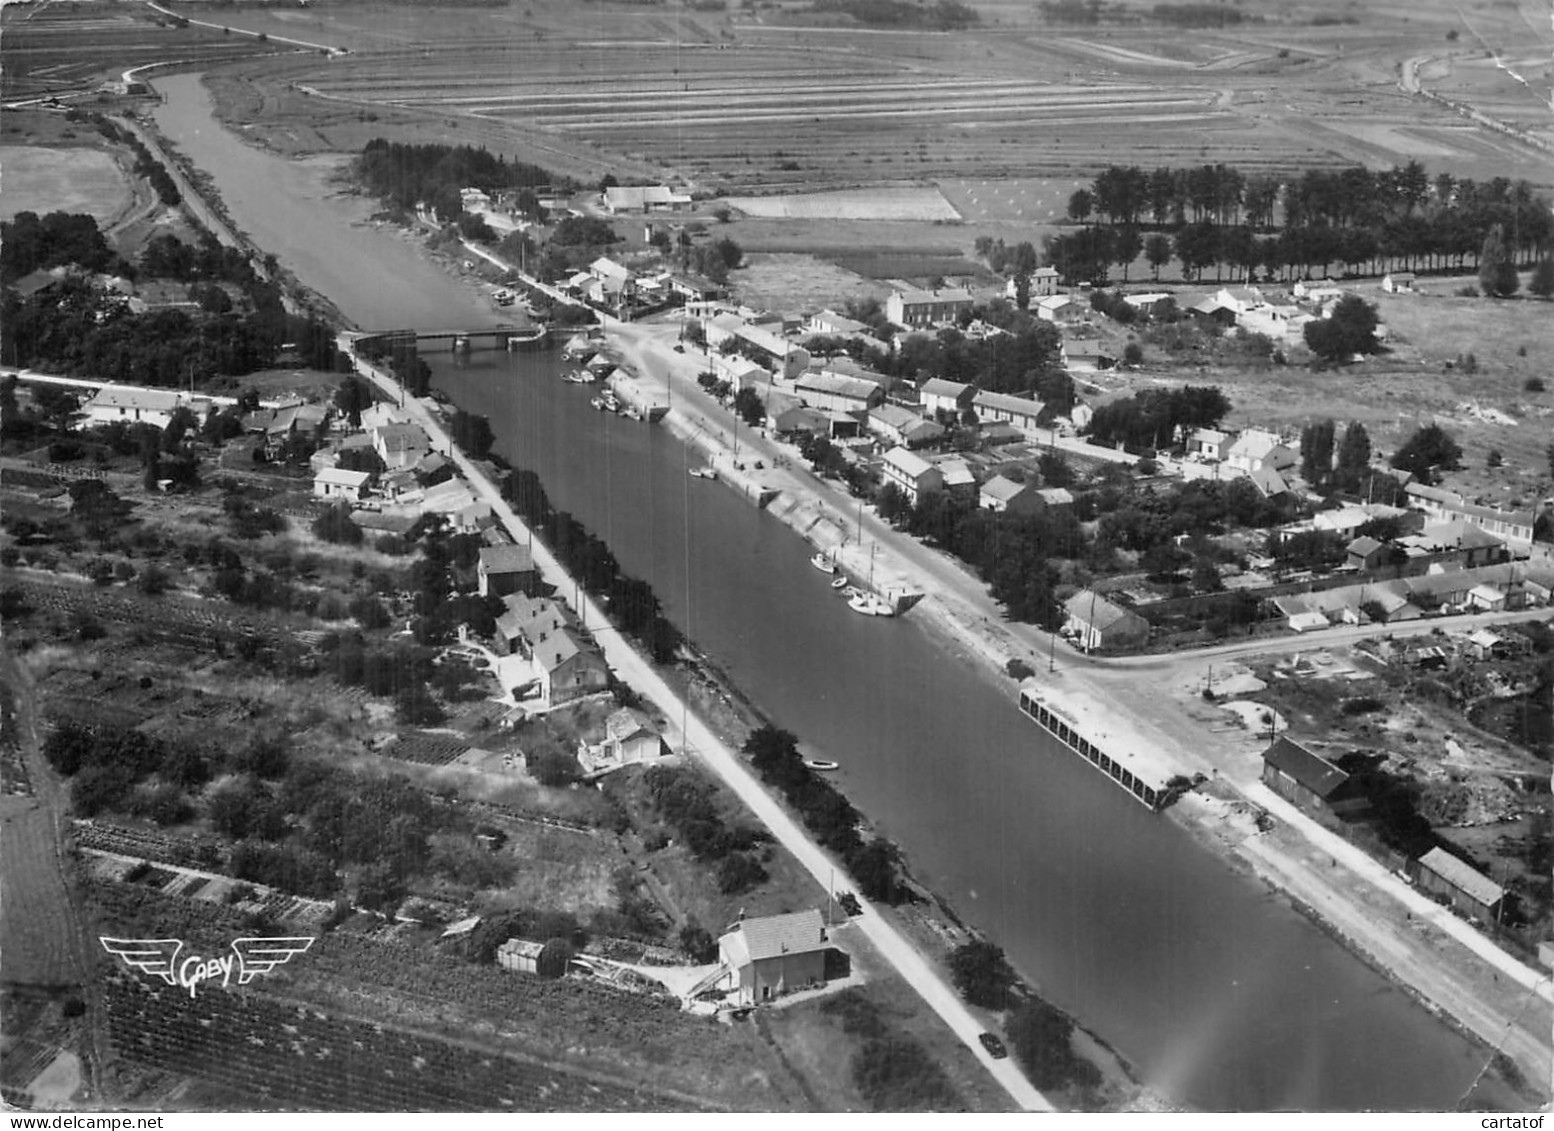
(1144, 233, 1173, 281)
(1066, 189, 1093, 225)
(947, 940, 1017, 1009)
(1478, 224, 1519, 298)
(1299, 419, 1335, 488)
(312, 503, 363, 545)
(1390, 423, 1462, 484)
(1303, 294, 1380, 364)
(536, 937, 574, 978)
(334, 377, 371, 428)
(1334, 421, 1372, 493)
(1006, 999, 1102, 1094)
(1529, 259, 1554, 299)
(732, 386, 764, 428)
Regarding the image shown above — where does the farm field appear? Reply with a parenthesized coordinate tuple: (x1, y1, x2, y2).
(94, 0, 1537, 201)
(723, 186, 960, 222)
(0, 146, 133, 225)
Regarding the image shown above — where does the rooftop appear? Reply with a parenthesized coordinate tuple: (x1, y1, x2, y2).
(1262, 737, 1351, 799)
(721, 909, 827, 964)
(1419, 846, 1504, 907)
(479, 544, 534, 574)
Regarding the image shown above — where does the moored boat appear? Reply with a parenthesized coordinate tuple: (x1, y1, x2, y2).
(803, 759, 840, 772)
(830, 575, 849, 590)
(688, 466, 716, 480)
(847, 589, 879, 616)
(810, 552, 836, 574)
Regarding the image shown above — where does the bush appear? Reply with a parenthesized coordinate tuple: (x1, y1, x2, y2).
(947, 940, 1017, 1009)
(1006, 998, 1102, 1095)
(312, 502, 363, 545)
(528, 745, 582, 787)
(1525, 376, 1546, 393)
(1005, 658, 1035, 682)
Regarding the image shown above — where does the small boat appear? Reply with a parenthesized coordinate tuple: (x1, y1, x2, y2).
(803, 759, 840, 772)
(810, 552, 836, 575)
(563, 371, 588, 384)
(590, 396, 608, 411)
(848, 590, 879, 616)
(688, 467, 716, 480)
(621, 406, 643, 421)
(830, 575, 849, 590)
(869, 594, 896, 617)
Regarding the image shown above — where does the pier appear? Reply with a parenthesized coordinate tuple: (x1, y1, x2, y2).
(356, 326, 555, 353)
(1018, 685, 1178, 810)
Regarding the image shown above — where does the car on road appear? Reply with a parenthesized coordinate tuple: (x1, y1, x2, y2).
(978, 1032, 1008, 1059)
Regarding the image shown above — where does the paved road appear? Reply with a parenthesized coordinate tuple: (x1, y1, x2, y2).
(341, 336, 1054, 1112)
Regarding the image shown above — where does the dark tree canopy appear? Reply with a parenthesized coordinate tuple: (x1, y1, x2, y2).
(1390, 423, 1462, 484)
(1303, 294, 1381, 363)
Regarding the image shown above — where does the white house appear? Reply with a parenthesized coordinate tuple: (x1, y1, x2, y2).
(313, 467, 371, 502)
(919, 378, 971, 419)
(1382, 272, 1417, 294)
(885, 287, 973, 330)
(971, 391, 1046, 438)
(1035, 294, 1087, 324)
(1005, 266, 1060, 301)
(77, 386, 193, 431)
(880, 446, 944, 504)
(602, 184, 691, 214)
(1224, 429, 1297, 475)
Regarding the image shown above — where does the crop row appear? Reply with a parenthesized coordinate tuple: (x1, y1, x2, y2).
(381, 731, 468, 766)
(103, 973, 690, 1111)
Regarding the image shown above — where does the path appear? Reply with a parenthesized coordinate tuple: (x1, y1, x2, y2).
(340, 335, 1054, 1112)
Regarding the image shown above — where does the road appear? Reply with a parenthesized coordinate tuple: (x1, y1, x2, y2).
(340, 336, 1055, 1112)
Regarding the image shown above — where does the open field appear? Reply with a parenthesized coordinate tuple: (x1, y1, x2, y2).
(88, 0, 1536, 200)
(0, 145, 133, 224)
(724, 186, 960, 221)
(1102, 279, 1554, 510)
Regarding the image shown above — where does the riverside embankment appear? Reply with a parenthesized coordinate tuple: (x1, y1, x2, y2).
(149, 68, 1537, 1110)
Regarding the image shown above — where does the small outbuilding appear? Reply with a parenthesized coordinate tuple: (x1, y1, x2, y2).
(1414, 847, 1503, 921)
(477, 543, 537, 598)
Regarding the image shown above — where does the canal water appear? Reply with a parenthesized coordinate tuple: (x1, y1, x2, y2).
(151, 71, 1509, 1111)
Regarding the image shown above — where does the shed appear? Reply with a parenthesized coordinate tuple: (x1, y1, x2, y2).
(1415, 847, 1503, 920)
(313, 466, 371, 502)
(1261, 737, 1368, 818)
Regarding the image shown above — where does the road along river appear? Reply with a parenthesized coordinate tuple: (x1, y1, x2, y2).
(151, 71, 1518, 1111)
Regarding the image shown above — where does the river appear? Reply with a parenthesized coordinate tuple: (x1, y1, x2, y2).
(150, 71, 1511, 1111)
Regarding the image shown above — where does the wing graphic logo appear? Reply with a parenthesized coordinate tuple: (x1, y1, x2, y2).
(101, 936, 315, 998)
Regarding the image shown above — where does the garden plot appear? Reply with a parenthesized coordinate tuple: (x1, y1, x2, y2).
(723, 186, 960, 222)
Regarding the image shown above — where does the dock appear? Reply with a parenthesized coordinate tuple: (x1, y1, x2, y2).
(1017, 684, 1179, 810)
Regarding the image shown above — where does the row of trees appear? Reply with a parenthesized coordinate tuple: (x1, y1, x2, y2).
(505, 469, 683, 663)
(744, 726, 904, 904)
(1041, 162, 1552, 285)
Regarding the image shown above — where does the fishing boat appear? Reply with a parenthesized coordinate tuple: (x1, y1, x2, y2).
(803, 759, 840, 772)
(847, 589, 879, 616)
(810, 551, 836, 574)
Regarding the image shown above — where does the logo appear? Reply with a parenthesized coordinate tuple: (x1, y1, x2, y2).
(101, 936, 316, 998)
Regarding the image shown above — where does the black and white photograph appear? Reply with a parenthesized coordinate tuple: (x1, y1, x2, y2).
(1, 0, 1551, 1116)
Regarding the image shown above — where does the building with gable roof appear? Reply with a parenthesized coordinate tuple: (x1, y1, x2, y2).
(867, 404, 941, 449)
(880, 446, 943, 504)
(1035, 293, 1087, 324)
(1260, 736, 1369, 819)
(980, 474, 1040, 515)
(1414, 847, 1502, 919)
(582, 708, 666, 774)
(885, 286, 973, 330)
(717, 909, 830, 1005)
(1063, 590, 1149, 651)
(313, 467, 372, 502)
(478, 543, 537, 598)
(794, 372, 882, 415)
(918, 378, 972, 418)
(533, 628, 610, 705)
(78, 385, 195, 431)
(602, 184, 692, 214)
(971, 391, 1046, 439)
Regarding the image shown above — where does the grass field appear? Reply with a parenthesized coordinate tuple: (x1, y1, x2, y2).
(0, 145, 133, 224)
(724, 186, 960, 222)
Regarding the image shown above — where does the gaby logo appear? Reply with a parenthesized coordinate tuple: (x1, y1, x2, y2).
(101, 936, 315, 998)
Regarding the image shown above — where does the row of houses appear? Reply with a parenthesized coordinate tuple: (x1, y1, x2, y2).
(1275, 560, 1554, 630)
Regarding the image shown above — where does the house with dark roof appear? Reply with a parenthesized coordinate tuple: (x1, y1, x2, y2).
(1347, 535, 1388, 571)
(880, 446, 944, 505)
(477, 543, 537, 599)
(1260, 737, 1369, 819)
(1062, 590, 1149, 651)
(581, 708, 666, 774)
(885, 287, 973, 330)
(717, 909, 831, 1006)
(979, 474, 1038, 515)
(1414, 847, 1503, 920)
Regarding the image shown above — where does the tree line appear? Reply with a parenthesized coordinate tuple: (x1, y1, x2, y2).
(353, 139, 565, 224)
(1035, 161, 1552, 285)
